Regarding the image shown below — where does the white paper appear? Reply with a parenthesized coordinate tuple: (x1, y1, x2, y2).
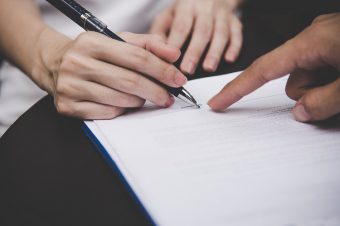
(85, 72, 340, 226)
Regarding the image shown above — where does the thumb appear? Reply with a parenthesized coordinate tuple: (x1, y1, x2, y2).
(292, 78, 340, 122)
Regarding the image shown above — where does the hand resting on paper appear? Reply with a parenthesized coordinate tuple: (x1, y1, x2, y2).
(208, 13, 340, 122)
(150, 0, 243, 75)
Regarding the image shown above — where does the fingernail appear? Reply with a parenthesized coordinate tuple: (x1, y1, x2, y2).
(226, 53, 236, 62)
(175, 71, 187, 86)
(165, 96, 175, 108)
(293, 104, 312, 122)
(174, 49, 182, 61)
(205, 59, 217, 72)
(183, 61, 196, 75)
(207, 99, 213, 107)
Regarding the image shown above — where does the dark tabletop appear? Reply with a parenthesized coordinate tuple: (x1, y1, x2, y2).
(1, 3, 338, 225)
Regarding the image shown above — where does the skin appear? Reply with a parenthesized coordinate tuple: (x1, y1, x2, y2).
(0, 0, 188, 119)
(208, 13, 340, 123)
(150, 0, 243, 75)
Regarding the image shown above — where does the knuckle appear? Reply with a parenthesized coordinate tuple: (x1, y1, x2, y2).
(197, 23, 209, 34)
(59, 53, 95, 82)
(207, 55, 219, 63)
(258, 73, 270, 85)
(161, 65, 177, 82)
(55, 98, 71, 115)
(154, 90, 169, 105)
(229, 40, 242, 51)
(303, 96, 321, 119)
(75, 33, 97, 48)
(54, 73, 76, 97)
(116, 95, 136, 107)
(251, 59, 269, 84)
(108, 107, 124, 119)
(251, 55, 276, 84)
(186, 44, 204, 59)
(76, 32, 88, 40)
(100, 107, 125, 120)
(59, 53, 80, 73)
(137, 99, 146, 107)
(55, 79, 70, 95)
(122, 96, 145, 107)
(197, 23, 212, 39)
(132, 49, 150, 71)
(312, 15, 327, 24)
(118, 31, 133, 40)
(288, 38, 307, 55)
(122, 73, 142, 91)
(229, 88, 243, 101)
(74, 104, 96, 120)
(174, 22, 191, 34)
(151, 34, 164, 42)
(76, 110, 90, 119)
(215, 24, 229, 37)
(187, 46, 200, 56)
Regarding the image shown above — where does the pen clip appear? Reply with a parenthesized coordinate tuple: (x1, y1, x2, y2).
(80, 13, 92, 30)
(80, 13, 107, 32)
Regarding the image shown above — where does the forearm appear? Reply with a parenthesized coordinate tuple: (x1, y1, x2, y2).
(0, 0, 45, 74)
(0, 0, 70, 93)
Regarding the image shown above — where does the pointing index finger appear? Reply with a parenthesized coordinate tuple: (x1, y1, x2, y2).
(208, 40, 302, 110)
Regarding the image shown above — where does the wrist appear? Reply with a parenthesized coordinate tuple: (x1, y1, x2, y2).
(31, 26, 71, 94)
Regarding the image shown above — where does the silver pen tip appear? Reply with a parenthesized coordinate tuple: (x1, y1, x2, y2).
(181, 88, 200, 108)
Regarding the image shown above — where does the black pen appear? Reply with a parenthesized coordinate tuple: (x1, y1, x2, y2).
(46, 0, 199, 108)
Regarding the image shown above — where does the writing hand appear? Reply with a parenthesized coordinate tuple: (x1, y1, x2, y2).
(39, 30, 187, 119)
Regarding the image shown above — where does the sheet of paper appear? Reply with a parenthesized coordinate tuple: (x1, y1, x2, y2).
(85, 72, 340, 226)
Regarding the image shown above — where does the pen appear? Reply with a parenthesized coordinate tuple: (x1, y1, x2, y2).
(46, 0, 199, 108)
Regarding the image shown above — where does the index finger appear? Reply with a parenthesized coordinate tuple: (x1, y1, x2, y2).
(208, 40, 301, 110)
(82, 32, 187, 88)
(119, 32, 181, 63)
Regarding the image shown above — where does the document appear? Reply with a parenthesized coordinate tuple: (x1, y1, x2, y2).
(85, 72, 340, 226)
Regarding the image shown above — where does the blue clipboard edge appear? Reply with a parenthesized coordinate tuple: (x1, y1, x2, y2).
(82, 122, 157, 226)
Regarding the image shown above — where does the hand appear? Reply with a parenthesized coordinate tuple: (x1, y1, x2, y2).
(150, 0, 243, 75)
(208, 13, 340, 122)
(36, 30, 187, 119)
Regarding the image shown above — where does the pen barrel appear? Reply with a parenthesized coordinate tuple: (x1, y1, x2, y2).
(46, 0, 86, 27)
(145, 77, 182, 97)
(46, 0, 107, 32)
(160, 85, 182, 97)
